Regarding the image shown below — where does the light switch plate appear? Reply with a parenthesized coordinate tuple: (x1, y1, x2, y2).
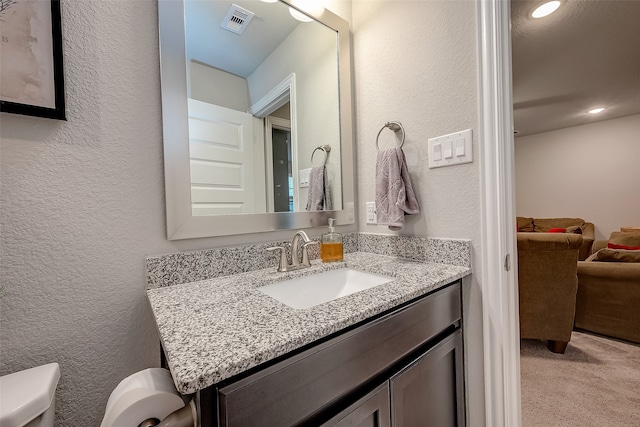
(427, 129, 473, 169)
(366, 202, 377, 224)
(299, 168, 311, 187)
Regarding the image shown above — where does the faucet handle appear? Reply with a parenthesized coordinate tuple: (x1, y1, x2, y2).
(267, 246, 289, 272)
(301, 241, 319, 267)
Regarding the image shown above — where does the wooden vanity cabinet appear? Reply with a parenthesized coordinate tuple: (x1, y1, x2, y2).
(198, 280, 464, 427)
(321, 330, 464, 427)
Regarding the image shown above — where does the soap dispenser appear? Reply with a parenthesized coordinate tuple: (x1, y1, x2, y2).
(321, 218, 344, 262)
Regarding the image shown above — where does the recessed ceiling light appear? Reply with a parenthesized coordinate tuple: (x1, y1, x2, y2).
(532, 1, 561, 18)
(588, 107, 606, 114)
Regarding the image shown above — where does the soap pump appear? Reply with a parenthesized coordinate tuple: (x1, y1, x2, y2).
(321, 218, 344, 262)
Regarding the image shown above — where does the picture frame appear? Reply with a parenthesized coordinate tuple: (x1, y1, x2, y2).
(0, 0, 66, 120)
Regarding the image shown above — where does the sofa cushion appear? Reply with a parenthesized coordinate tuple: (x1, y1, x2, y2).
(517, 217, 534, 232)
(587, 248, 640, 263)
(565, 225, 583, 234)
(534, 218, 585, 233)
(608, 231, 640, 250)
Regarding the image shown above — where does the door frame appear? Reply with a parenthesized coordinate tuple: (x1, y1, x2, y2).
(477, 1, 522, 426)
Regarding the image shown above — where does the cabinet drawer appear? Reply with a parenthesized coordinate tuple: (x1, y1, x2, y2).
(218, 282, 461, 427)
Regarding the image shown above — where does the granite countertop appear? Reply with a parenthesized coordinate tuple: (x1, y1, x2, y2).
(147, 251, 471, 394)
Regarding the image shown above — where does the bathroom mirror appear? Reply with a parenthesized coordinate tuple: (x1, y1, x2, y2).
(158, 0, 354, 239)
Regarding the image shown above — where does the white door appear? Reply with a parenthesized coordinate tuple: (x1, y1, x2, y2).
(187, 98, 256, 215)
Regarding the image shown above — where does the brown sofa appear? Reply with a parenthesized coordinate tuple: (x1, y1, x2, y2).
(517, 217, 595, 261)
(575, 239, 640, 344)
(517, 232, 583, 353)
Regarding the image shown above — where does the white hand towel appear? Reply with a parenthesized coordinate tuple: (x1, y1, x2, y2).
(375, 147, 419, 230)
(306, 165, 333, 211)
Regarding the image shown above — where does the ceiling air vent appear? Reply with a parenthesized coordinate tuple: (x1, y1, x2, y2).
(221, 4, 255, 35)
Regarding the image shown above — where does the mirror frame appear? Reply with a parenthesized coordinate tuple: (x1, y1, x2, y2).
(158, 0, 355, 240)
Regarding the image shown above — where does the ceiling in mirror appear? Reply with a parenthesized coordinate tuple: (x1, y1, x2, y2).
(185, 1, 299, 78)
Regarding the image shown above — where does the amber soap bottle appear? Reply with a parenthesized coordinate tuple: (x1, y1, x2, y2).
(321, 218, 344, 262)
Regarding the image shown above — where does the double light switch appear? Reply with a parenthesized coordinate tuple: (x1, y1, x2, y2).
(299, 168, 311, 187)
(427, 129, 473, 169)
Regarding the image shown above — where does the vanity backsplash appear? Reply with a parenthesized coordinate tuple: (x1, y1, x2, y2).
(146, 233, 470, 289)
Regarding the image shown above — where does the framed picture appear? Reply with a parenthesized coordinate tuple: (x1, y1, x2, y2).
(0, 0, 66, 120)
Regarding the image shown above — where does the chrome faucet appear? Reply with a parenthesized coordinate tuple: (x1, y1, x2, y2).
(268, 230, 318, 272)
(291, 230, 312, 267)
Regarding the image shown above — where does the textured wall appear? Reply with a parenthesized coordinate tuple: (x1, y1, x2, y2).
(1, 0, 485, 426)
(351, 1, 485, 424)
(515, 114, 640, 240)
(0, 2, 167, 425)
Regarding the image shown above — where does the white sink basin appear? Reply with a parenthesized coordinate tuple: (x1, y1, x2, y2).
(258, 268, 394, 309)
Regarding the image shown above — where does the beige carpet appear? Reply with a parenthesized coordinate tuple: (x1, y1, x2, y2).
(520, 331, 640, 426)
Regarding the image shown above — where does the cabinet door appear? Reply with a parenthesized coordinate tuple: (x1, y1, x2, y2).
(323, 383, 391, 427)
(390, 330, 464, 427)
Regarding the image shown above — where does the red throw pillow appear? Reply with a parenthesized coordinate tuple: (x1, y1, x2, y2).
(608, 231, 640, 250)
(547, 228, 566, 233)
(608, 243, 640, 250)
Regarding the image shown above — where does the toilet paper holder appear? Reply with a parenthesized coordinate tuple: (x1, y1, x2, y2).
(101, 368, 196, 427)
(139, 400, 196, 427)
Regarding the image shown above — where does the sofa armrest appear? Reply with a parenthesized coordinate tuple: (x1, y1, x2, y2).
(517, 232, 583, 250)
(582, 222, 595, 240)
(576, 261, 640, 343)
(516, 232, 582, 343)
(578, 260, 640, 280)
(578, 223, 595, 260)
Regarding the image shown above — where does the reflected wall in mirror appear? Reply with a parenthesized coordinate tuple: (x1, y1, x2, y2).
(158, 0, 354, 239)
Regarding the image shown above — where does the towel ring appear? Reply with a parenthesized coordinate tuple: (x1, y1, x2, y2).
(376, 121, 405, 151)
(311, 145, 331, 166)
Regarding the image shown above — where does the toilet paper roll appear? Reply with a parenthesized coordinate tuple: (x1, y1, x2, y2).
(101, 368, 187, 427)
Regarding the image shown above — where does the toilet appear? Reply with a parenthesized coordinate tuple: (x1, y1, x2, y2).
(0, 363, 60, 427)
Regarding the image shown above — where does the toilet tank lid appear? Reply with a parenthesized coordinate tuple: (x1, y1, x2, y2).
(0, 363, 60, 427)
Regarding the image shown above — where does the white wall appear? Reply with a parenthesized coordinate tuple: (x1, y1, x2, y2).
(515, 114, 640, 240)
(352, 1, 484, 424)
(189, 61, 250, 112)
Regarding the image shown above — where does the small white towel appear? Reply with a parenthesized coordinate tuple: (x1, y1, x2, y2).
(306, 165, 333, 211)
(375, 147, 419, 230)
